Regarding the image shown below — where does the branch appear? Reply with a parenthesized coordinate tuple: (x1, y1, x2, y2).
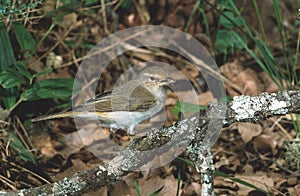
(3, 90, 300, 195)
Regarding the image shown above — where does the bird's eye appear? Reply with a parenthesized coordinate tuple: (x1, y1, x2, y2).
(149, 76, 155, 81)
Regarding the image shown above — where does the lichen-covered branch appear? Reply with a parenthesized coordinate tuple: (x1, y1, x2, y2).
(225, 90, 300, 124)
(3, 90, 300, 195)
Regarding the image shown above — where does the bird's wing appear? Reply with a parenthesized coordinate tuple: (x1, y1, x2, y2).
(80, 85, 158, 112)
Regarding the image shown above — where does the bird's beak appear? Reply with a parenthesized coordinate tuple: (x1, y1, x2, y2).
(160, 76, 175, 86)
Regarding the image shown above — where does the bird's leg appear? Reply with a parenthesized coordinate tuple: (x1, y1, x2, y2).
(127, 124, 136, 136)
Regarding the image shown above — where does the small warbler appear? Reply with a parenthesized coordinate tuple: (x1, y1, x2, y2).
(32, 66, 174, 135)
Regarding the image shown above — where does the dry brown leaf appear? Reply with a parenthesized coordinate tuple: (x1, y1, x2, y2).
(238, 122, 262, 143)
(181, 182, 201, 195)
(242, 164, 254, 175)
(198, 91, 213, 105)
(0, 106, 10, 121)
(215, 155, 229, 170)
(157, 175, 181, 196)
(140, 176, 165, 195)
(109, 180, 131, 196)
(53, 159, 91, 181)
(214, 176, 237, 193)
(252, 134, 277, 154)
(33, 135, 58, 159)
(258, 72, 280, 93)
(235, 173, 274, 195)
(287, 186, 300, 196)
(85, 187, 108, 196)
(59, 13, 77, 29)
(220, 61, 263, 96)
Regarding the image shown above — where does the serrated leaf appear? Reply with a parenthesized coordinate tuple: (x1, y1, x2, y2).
(0, 68, 26, 88)
(13, 22, 36, 52)
(23, 78, 74, 101)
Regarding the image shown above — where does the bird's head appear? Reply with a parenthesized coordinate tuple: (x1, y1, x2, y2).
(139, 66, 175, 89)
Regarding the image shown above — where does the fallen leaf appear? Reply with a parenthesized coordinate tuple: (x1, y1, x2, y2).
(252, 134, 277, 154)
(235, 173, 274, 195)
(238, 122, 262, 143)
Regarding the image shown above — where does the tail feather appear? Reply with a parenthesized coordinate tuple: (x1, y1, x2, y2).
(31, 111, 75, 122)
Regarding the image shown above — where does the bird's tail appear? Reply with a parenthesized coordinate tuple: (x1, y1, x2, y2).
(31, 111, 76, 122)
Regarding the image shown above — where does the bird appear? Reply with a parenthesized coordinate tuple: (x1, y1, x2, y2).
(32, 66, 174, 135)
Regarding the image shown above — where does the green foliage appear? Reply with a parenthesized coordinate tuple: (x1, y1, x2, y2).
(209, 0, 299, 89)
(131, 177, 141, 196)
(148, 186, 164, 196)
(0, 22, 17, 109)
(5, 131, 36, 164)
(84, 0, 100, 7)
(120, 0, 133, 10)
(216, 29, 246, 54)
(214, 0, 248, 61)
(0, 67, 26, 88)
(195, 0, 300, 190)
(219, 11, 244, 28)
(13, 22, 36, 52)
(172, 101, 207, 116)
(0, 22, 14, 70)
(284, 138, 300, 171)
(23, 79, 75, 101)
(176, 172, 181, 196)
(176, 157, 194, 166)
(0, 18, 78, 164)
(0, 20, 76, 111)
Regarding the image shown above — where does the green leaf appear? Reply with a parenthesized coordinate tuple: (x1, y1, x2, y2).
(131, 177, 141, 196)
(13, 22, 36, 52)
(149, 186, 164, 196)
(216, 29, 246, 54)
(1, 88, 17, 110)
(6, 131, 36, 163)
(15, 61, 33, 79)
(120, 0, 132, 10)
(219, 11, 243, 28)
(0, 68, 26, 88)
(0, 22, 16, 109)
(176, 172, 181, 196)
(177, 157, 194, 166)
(23, 78, 74, 101)
(84, 0, 99, 6)
(172, 101, 207, 116)
(32, 68, 53, 78)
(0, 22, 15, 70)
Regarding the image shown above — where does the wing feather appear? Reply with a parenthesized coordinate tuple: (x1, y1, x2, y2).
(78, 82, 158, 112)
